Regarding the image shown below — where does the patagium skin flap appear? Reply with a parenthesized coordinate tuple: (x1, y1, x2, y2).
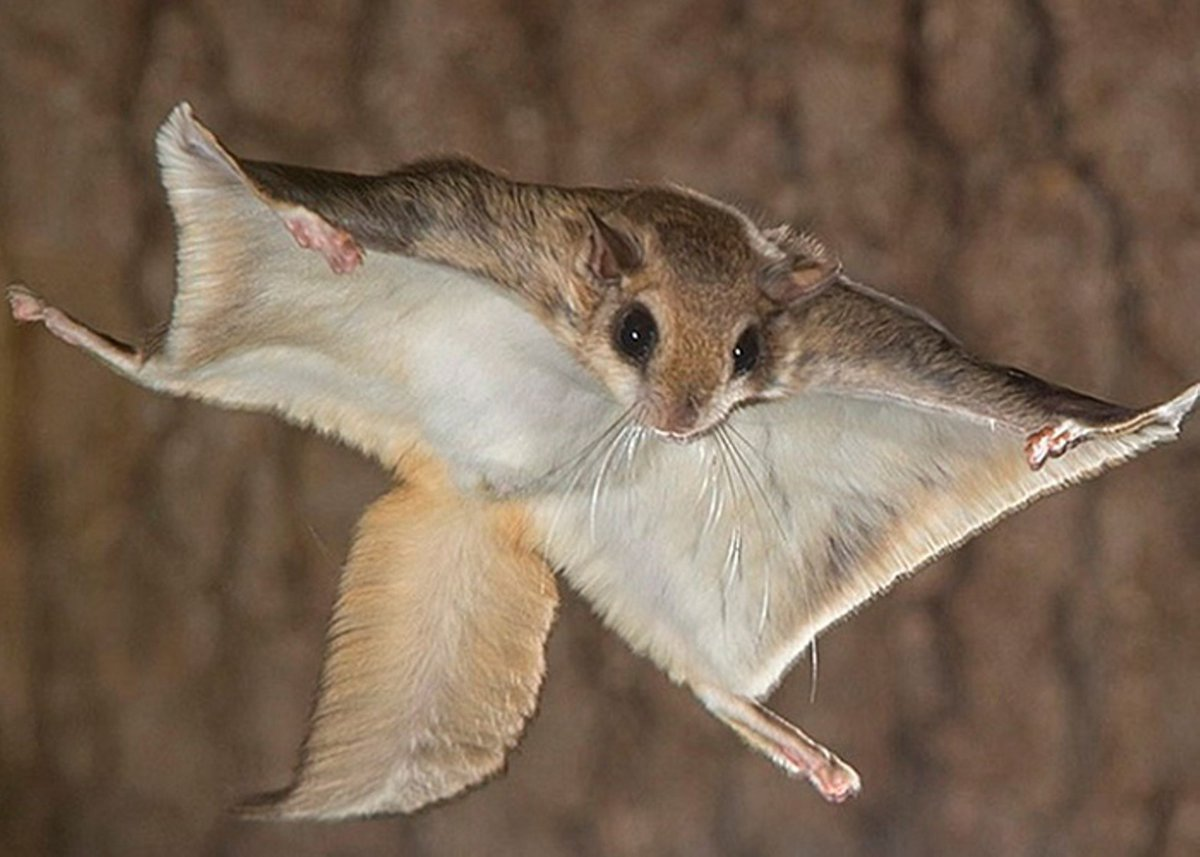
(8, 102, 1198, 818)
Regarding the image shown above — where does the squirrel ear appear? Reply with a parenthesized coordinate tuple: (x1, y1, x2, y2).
(586, 209, 642, 286)
(761, 225, 841, 303)
(786, 254, 842, 297)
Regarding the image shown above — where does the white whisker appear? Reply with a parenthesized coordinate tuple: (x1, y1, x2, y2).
(711, 429, 749, 634)
(539, 406, 636, 553)
(589, 422, 632, 542)
(723, 528, 744, 594)
(702, 443, 725, 533)
(622, 422, 643, 469)
(535, 406, 632, 491)
(722, 425, 794, 555)
(757, 569, 771, 637)
(716, 423, 810, 644)
(726, 421, 774, 472)
(808, 638, 819, 704)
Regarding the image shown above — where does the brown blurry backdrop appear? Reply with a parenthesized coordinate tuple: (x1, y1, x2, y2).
(3, 2, 1200, 855)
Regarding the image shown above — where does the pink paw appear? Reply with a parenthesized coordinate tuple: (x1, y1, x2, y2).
(811, 762, 862, 804)
(284, 210, 363, 274)
(781, 744, 862, 803)
(8, 285, 46, 323)
(1025, 419, 1086, 470)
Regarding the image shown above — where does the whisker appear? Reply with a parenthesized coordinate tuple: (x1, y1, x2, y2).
(622, 421, 644, 469)
(589, 422, 633, 541)
(539, 406, 635, 553)
(722, 527, 744, 596)
(718, 430, 773, 636)
(534, 405, 634, 492)
(722, 425, 794, 555)
(757, 564, 771, 637)
(616, 422, 646, 536)
(726, 421, 774, 473)
(711, 431, 743, 580)
(701, 442, 726, 533)
(712, 430, 755, 638)
(808, 638, 819, 704)
(712, 437, 741, 630)
(716, 424, 810, 642)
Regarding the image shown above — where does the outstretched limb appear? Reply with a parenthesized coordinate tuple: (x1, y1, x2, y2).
(780, 279, 1200, 474)
(694, 684, 861, 803)
(9, 104, 547, 468)
(1022, 397, 1193, 470)
(8, 285, 145, 377)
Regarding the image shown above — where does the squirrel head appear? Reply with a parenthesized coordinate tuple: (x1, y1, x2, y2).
(569, 189, 840, 439)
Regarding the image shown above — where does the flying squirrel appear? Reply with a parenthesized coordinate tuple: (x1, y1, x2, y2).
(8, 103, 1198, 819)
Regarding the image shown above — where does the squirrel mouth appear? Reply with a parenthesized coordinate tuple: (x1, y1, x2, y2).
(649, 423, 720, 445)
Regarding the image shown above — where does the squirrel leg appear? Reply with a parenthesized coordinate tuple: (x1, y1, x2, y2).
(695, 684, 861, 803)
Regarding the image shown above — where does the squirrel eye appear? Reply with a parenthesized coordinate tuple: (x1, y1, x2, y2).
(731, 326, 761, 376)
(613, 303, 658, 367)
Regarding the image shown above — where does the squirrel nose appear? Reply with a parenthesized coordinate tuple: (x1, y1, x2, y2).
(659, 392, 705, 437)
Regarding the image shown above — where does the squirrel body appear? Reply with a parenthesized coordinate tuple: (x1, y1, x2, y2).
(8, 103, 1197, 818)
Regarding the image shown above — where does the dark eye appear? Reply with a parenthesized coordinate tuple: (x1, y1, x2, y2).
(732, 326, 761, 376)
(613, 303, 658, 367)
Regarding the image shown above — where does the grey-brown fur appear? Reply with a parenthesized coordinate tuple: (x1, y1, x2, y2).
(775, 279, 1138, 431)
(241, 154, 1131, 441)
(242, 158, 832, 337)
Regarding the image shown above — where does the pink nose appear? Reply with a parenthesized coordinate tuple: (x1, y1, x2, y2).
(657, 394, 703, 437)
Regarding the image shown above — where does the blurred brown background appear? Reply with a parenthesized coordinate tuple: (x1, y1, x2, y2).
(2, 1, 1199, 855)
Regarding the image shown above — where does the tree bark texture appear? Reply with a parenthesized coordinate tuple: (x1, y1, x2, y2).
(2, 2, 1199, 855)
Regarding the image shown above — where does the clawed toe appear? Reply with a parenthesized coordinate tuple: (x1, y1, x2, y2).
(1025, 419, 1088, 470)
